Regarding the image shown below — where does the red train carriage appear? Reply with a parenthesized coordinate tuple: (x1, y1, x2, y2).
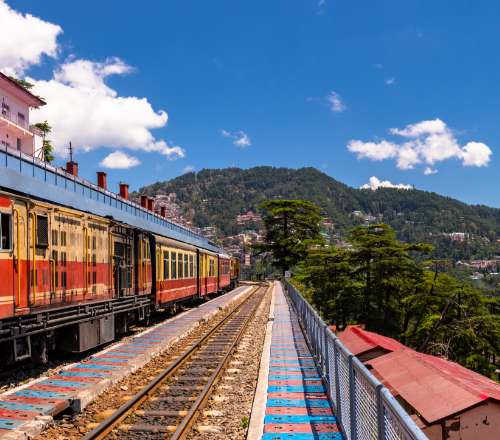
(199, 250, 218, 296)
(218, 253, 231, 291)
(154, 236, 197, 306)
(0, 187, 237, 365)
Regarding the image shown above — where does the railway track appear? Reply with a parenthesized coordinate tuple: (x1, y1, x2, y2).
(83, 283, 268, 440)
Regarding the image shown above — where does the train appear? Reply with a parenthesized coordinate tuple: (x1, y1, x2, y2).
(0, 187, 240, 366)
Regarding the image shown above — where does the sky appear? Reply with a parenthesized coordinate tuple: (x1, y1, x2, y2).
(1, 0, 499, 207)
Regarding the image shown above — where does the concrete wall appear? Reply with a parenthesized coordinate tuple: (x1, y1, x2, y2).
(422, 400, 500, 440)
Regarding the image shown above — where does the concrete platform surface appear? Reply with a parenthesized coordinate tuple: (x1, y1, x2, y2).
(250, 283, 342, 440)
(0, 286, 252, 440)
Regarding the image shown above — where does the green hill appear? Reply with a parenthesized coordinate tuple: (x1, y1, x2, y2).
(138, 166, 500, 260)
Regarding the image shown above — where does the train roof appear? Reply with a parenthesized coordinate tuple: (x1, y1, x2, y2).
(0, 147, 223, 253)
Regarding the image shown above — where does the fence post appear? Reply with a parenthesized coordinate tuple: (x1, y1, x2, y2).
(323, 323, 330, 382)
(333, 340, 342, 427)
(349, 355, 357, 440)
(376, 384, 385, 440)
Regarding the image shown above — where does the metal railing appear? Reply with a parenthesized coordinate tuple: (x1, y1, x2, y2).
(0, 144, 219, 251)
(285, 282, 428, 440)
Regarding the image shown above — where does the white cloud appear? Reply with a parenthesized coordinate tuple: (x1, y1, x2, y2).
(361, 176, 413, 191)
(29, 58, 185, 160)
(385, 78, 395, 86)
(0, 0, 62, 75)
(221, 129, 251, 147)
(182, 165, 195, 173)
(348, 119, 492, 173)
(327, 91, 346, 113)
(100, 151, 140, 169)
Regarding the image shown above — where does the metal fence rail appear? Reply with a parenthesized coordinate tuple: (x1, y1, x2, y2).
(285, 282, 428, 440)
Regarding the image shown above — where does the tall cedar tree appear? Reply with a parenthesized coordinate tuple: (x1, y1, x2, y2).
(256, 200, 323, 275)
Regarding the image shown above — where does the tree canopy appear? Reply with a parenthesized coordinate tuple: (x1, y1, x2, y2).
(255, 199, 323, 274)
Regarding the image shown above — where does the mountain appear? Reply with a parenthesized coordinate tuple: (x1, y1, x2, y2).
(138, 167, 500, 260)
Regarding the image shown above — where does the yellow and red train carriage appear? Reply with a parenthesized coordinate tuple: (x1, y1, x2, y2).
(0, 187, 237, 365)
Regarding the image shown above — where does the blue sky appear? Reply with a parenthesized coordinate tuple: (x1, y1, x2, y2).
(3, 0, 499, 207)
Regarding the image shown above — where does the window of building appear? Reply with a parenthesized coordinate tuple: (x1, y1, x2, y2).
(189, 255, 194, 278)
(52, 229, 58, 246)
(163, 251, 169, 280)
(178, 253, 183, 278)
(184, 254, 189, 278)
(0, 213, 12, 250)
(171, 252, 177, 279)
(61, 252, 67, 266)
(16, 138, 21, 150)
(61, 231, 67, 247)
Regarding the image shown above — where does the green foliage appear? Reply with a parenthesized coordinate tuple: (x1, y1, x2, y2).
(297, 223, 500, 378)
(240, 416, 249, 429)
(34, 121, 54, 163)
(255, 200, 323, 274)
(136, 167, 500, 260)
(8, 76, 34, 90)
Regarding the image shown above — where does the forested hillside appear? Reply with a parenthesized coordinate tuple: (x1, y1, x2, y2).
(138, 167, 500, 259)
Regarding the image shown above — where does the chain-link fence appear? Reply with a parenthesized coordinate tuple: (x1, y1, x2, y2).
(285, 282, 428, 440)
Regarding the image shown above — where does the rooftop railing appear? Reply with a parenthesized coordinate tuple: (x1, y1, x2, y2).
(285, 281, 428, 440)
(0, 144, 218, 251)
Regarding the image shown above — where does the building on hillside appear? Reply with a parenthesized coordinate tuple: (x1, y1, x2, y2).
(236, 210, 261, 225)
(338, 325, 500, 440)
(0, 72, 45, 156)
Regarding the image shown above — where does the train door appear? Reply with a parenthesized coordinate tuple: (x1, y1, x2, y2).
(28, 210, 50, 307)
(0, 196, 15, 317)
(11, 201, 28, 311)
(113, 240, 132, 297)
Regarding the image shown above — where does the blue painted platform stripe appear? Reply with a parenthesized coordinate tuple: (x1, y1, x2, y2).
(268, 385, 326, 393)
(103, 352, 136, 357)
(14, 389, 72, 399)
(59, 371, 109, 377)
(0, 418, 25, 430)
(269, 367, 317, 372)
(264, 415, 337, 424)
(266, 399, 331, 408)
(73, 363, 118, 370)
(0, 401, 54, 413)
(41, 379, 89, 388)
(262, 433, 343, 440)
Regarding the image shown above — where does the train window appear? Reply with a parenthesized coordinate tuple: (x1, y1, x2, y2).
(52, 230, 58, 246)
(92, 236, 96, 250)
(61, 231, 67, 247)
(36, 215, 49, 248)
(61, 272, 67, 288)
(163, 251, 169, 280)
(184, 254, 189, 278)
(61, 252, 67, 267)
(0, 213, 12, 250)
(171, 252, 177, 279)
(189, 255, 194, 278)
(178, 253, 183, 278)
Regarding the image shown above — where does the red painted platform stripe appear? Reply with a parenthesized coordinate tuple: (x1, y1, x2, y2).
(267, 393, 329, 400)
(266, 407, 334, 416)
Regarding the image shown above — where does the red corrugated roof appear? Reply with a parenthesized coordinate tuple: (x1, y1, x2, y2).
(338, 325, 405, 356)
(367, 349, 500, 423)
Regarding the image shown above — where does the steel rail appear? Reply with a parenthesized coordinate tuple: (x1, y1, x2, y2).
(170, 284, 268, 440)
(83, 284, 266, 440)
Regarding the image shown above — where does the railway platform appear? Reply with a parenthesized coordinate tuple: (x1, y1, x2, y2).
(0, 286, 252, 440)
(249, 282, 342, 440)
